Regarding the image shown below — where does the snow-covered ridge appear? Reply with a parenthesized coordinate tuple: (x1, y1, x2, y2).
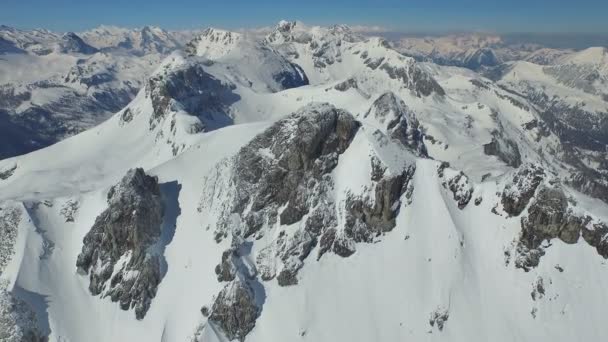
(80, 25, 193, 55)
(185, 28, 242, 59)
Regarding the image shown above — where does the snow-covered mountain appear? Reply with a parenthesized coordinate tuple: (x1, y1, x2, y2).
(393, 34, 507, 69)
(0, 25, 98, 56)
(80, 25, 195, 55)
(488, 46, 608, 202)
(0, 20, 608, 342)
(392, 33, 575, 69)
(0, 25, 191, 159)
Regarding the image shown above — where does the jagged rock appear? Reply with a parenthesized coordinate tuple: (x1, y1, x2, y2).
(446, 173, 473, 209)
(59, 32, 98, 54)
(567, 171, 608, 204)
(0, 207, 20, 275)
(334, 78, 358, 92)
(219, 103, 359, 284)
(214, 103, 360, 241)
(581, 222, 608, 258)
(378, 62, 445, 97)
(201, 103, 416, 293)
(516, 184, 608, 270)
(76, 168, 164, 319)
(364, 92, 427, 156)
(429, 307, 449, 331)
(531, 277, 545, 301)
(520, 186, 581, 248)
(215, 248, 238, 282)
(276, 230, 316, 286)
(59, 199, 79, 223)
(438, 164, 473, 209)
(0, 287, 46, 342)
(146, 63, 237, 130)
(209, 278, 259, 342)
(501, 164, 545, 216)
(0, 165, 17, 180)
(344, 166, 416, 243)
(484, 130, 522, 168)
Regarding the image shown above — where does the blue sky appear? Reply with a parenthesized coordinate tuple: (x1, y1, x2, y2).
(2, 0, 607, 33)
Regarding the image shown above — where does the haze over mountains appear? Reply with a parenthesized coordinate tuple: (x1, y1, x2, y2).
(0, 20, 607, 342)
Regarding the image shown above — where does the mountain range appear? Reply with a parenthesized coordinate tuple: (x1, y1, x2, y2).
(0, 20, 607, 342)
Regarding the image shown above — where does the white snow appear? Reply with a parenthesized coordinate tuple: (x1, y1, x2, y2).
(0, 21, 607, 342)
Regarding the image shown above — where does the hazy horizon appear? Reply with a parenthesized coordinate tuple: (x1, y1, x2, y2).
(3, 0, 608, 34)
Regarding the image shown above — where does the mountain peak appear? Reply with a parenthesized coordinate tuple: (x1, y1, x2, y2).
(560, 46, 608, 65)
(59, 31, 98, 54)
(277, 20, 297, 32)
(185, 28, 242, 58)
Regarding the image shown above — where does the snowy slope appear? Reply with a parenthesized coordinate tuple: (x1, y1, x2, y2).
(0, 25, 175, 159)
(0, 21, 607, 342)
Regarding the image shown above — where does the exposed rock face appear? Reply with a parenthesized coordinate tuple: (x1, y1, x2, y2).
(0, 207, 20, 275)
(0, 165, 17, 180)
(364, 92, 427, 156)
(0, 287, 47, 342)
(515, 184, 608, 271)
(273, 63, 309, 90)
(521, 186, 574, 246)
(202, 103, 416, 282)
(566, 170, 608, 204)
(76, 168, 164, 319)
(378, 61, 445, 97)
(483, 130, 522, 168)
(341, 166, 415, 247)
(58, 32, 98, 54)
(59, 199, 79, 223)
(581, 222, 608, 259)
(334, 78, 358, 92)
(429, 307, 450, 332)
(501, 164, 546, 216)
(145, 63, 238, 131)
(463, 48, 500, 70)
(438, 162, 473, 209)
(211, 103, 361, 242)
(208, 278, 260, 342)
(199, 103, 416, 340)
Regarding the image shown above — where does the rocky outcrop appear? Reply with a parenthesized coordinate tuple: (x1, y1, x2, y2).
(501, 164, 545, 216)
(429, 307, 449, 332)
(364, 92, 427, 156)
(0, 207, 21, 275)
(566, 170, 608, 204)
(0, 165, 17, 180)
(515, 184, 608, 271)
(208, 278, 260, 342)
(341, 166, 415, 247)
(483, 130, 522, 168)
(58, 32, 98, 54)
(463, 48, 500, 70)
(203, 103, 416, 285)
(211, 103, 360, 242)
(378, 61, 445, 97)
(199, 104, 416, 340)
(334, 78, 358, 92)
(76, 168, 164, 319)
(145, 63, 238, 131)
(438, 163, 473, 209)
(581, 222, 608, 259)
(0, 287, 47, 342)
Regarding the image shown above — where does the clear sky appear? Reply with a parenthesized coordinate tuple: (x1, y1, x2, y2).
(2, 0, 607, 33)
